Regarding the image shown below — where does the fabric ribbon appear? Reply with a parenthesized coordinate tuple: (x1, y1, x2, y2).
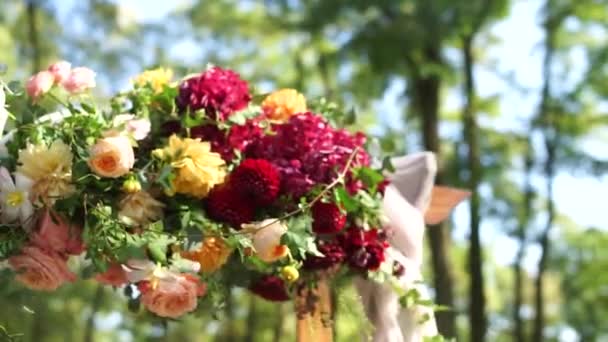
(356, 152, 440, 342)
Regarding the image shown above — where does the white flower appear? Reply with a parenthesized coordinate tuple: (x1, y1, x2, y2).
(0, 167, 34, 230)
(105, 114, 151, 141)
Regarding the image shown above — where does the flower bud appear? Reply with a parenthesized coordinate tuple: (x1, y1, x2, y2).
(280, 265, 299, 283)
(122, 178, 141, 193)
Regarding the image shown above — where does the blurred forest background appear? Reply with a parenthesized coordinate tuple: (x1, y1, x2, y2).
(0, 0, 607, 341)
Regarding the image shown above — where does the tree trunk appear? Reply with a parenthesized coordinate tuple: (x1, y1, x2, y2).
(513, 143, 533, 342)
(414, 45, 457, 338)
(245, 295, 258, 342)
(218, 289, 237, 342)
(462, 35, 486, 342)
(29, 298, 46, 342)
(533, 4, 558, 339)
(533, 137, 555, 342)
(26, 0, 41, 73)
(84, 285, 105, 342)
(272, 304, 285, 342)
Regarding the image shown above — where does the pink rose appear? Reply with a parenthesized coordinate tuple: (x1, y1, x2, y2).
(26, 71, 54, 100)
(47, 61, 71, 84)
(30, 210, 85, 255)
(95, 263, 128, 287)
(9, 245, 76, 291)
(62, 67, 96, 93)
(88, 136, 135, 178)
(138, 273, 206, 318)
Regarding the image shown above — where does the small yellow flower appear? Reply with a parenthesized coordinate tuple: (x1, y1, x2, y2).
(17, 140, 74, 203)
(182, 237, 232, 273)
(261, 89, 307, 122)
(122, 178, 142, 193)
(153, 135, 226, 199)
(118, 190, 164, 226)
(133, 68, 173, 94)
(281, 266, 299, 283)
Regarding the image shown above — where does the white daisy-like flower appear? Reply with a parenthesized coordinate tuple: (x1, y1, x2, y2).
(0, 167, 35, 230)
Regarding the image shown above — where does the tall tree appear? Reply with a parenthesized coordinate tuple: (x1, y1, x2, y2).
(25, 0, 40, 73)
(512, 139, 533, 342)
(532, 2, 562, 339)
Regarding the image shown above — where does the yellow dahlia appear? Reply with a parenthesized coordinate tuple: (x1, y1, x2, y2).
(261, 88, 307, 122)
(153, 135, 226, 198)
(118, 190, 165, 226)
(182, 237, 232, 273)
(17, 140, 74, 203)
(133, 68, 173, 94)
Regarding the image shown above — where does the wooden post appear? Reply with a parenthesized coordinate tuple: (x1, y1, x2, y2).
(295, 279, 333, 342)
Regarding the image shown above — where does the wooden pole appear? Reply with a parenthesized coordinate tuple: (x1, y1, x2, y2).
(295, 279, 333, 342)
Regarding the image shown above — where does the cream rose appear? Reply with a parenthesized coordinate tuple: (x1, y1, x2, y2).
(88, 136, 135, 178)
(243, 219, 289, 263)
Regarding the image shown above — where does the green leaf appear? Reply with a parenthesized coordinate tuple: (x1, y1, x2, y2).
(334, 187, 358, 212)
(354, 166, 384, 191)
(382, 156, 395, 173)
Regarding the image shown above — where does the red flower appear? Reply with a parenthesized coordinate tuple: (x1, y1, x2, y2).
(311, 202, 346, 234)
(303, 240, 346, 270)
(189, 119, 264, 162)
(176, 66, 251, 120)
(246, 112, 371, 199)
(250, 275, 290, 301)
(231, 159, 281, 205)
(206, 186, 255, 229)
(339, 227, 389, 272)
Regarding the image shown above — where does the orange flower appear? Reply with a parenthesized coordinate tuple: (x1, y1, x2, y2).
(9, 245, 76, 291)
(182, 237, 232, 273)
(138, 272, 206, 319)
(95, 263, 128, 287)
(261, 89, 306, 122)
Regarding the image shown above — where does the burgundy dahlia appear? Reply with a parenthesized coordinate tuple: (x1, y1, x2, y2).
(205, 186, 254, 228)
(230, 159, 281, 205)
(250, 275, 290, 301)
(303, 240, 346, 270)
(312, 202, 346, 234)
(176, 66, 251, 120)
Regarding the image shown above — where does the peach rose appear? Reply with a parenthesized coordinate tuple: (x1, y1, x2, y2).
(88, 136, 135, 178)
(95, 263, 128, 287)
(30, 210, 84, 255)
(62, 67, 96, 93)
(9, 245, 76, 291)
(138, 273, 206, 318)
(47, 61, 71, 84)
(26, 71, 54, 100)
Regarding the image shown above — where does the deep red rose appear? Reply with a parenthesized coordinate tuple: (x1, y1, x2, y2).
(312, 202, 347, 235)
(250, 275, 290, 302)
(303, 240, 346, 270)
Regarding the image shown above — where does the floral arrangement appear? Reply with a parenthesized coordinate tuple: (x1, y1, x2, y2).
(0, 62, 400, 320)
